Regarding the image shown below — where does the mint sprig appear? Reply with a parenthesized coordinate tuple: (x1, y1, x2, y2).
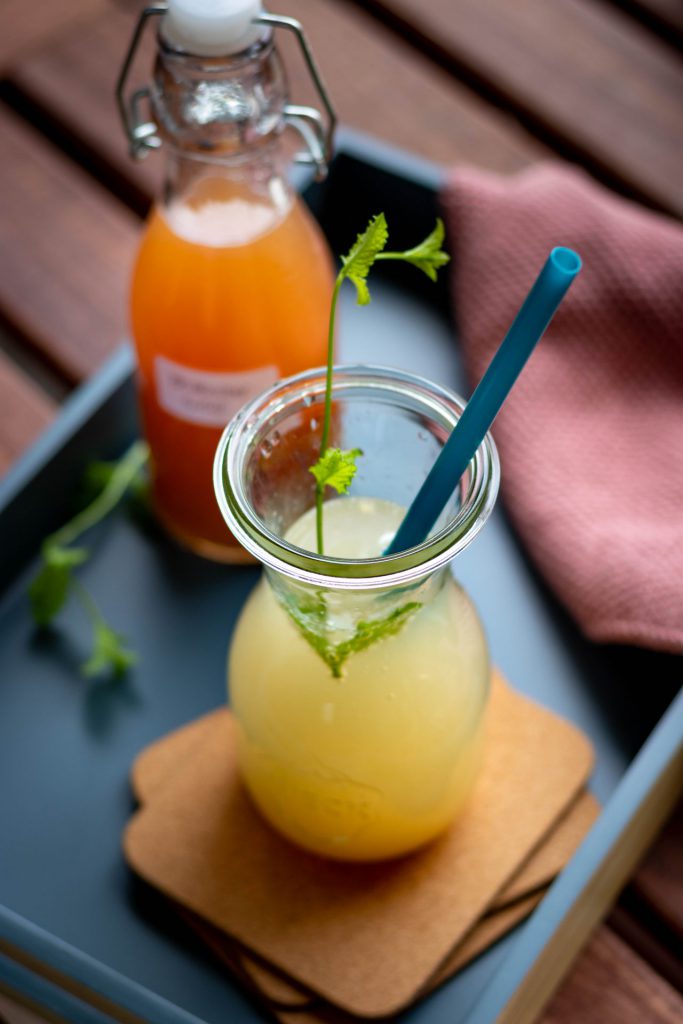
(309, 448, 362, 548)
(82, 623, 137, 678)
(281, 590, 422, 678)
(80, 604, 137, 680)
(29, 440, 148, 678)
(311, 214, 450, 554)
(376, 218, 450, 281)
(340, 213, 389, 305)
(29, 545, 89, 626)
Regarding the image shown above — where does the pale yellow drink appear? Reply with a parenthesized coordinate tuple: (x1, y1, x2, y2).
(229, 497, 490, 861)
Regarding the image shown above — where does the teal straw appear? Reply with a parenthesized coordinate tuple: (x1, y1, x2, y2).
(384, 246, 582, 556)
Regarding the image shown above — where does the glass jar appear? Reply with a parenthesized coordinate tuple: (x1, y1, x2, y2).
(214, 366, 500, 861)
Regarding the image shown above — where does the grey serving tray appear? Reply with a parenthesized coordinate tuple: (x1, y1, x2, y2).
(0, 131, 681, 1024)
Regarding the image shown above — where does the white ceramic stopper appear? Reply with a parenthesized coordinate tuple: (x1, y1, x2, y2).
(163, 0, 264, 57)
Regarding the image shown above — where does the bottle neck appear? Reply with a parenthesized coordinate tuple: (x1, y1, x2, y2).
(157, 144, 294, 246)
(151, 28, 288, 160)
(160, 143, 293, 207)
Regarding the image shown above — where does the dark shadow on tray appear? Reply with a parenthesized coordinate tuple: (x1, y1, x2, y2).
(498, 503, 681, 755)
(149, 537, 261, 606)
(29, 626, 143, 737)
(125, 873, 211, 956)
(124, 873, 275, 1022)
(83, 671, 141, 739)
(28, 625, 85, 679)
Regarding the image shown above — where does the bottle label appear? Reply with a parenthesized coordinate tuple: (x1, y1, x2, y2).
(155, 356, 278, 428)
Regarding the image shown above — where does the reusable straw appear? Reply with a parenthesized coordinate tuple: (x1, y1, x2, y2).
(384, 246, 582, 555)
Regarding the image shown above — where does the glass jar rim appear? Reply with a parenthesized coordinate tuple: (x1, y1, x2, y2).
(213, 365, 500, 590)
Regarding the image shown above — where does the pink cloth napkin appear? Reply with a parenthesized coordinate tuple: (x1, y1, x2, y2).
(442, 163, 683, 655)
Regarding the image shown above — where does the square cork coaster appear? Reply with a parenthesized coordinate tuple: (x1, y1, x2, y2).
(182, 891, 545, 1020)
(132, 723, 597, 1014)
(124, 673, 594, 1018)
(132, 723, 599, 913)
(272, 890, 547, 1024)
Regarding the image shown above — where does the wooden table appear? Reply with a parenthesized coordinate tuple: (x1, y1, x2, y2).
(0, 1, 681, 1021)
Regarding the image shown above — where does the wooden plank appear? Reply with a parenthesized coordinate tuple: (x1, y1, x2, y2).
(644, 0, 683, 31)
(631, 797, 683, 937)
(609, 904, 683, 994)
(540, 925, 683, 1024)
(277, 0, 546, 167)
(0, 107, 139, 383)
(620, 0, 683, 40)
(0, 989, 52, 1024)
(0, 351, 55, 476)
(1, 2, 161, 214)
(351, 0, 683, 218)
(6, 0, 547, 215)
(0, 0, 106, 68)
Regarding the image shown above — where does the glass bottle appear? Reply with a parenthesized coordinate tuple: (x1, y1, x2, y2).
(117, 1, 336, 561)
(214, 366, 500, 861)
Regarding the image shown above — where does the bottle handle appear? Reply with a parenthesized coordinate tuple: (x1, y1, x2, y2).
(282, 105, 327, 180)
(256, 13, 336, 180)
(116, 4, 166, 159)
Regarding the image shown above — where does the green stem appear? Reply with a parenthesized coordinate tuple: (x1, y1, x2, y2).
(45, 441, 148, 552)
(319, 276, 342, 456)
(315, 275, 343, 555)
(375, 251, 414, 262)
(71, 577, 104, 626)
(315, 482, 324, 555)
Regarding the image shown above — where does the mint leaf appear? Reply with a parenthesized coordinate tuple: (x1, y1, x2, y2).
(378, 218, 450, 282)
(284, 598, 422, 678)
(309, 447, 363, 495)
(332, 602, 422, 673)
(402, 218, 450, 281)
(80, 459, 118, 505)
(81, 619, 137, 679)
(29, 545, 89, 626)
(340, 213, 389, 305)
(346, 274, 371, 306)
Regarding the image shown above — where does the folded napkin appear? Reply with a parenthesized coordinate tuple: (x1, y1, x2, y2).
(442, 163, 683, 655)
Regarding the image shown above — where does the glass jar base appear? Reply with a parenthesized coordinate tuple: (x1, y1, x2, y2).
(235, 710, 487, 864)
(241, 772, 480, 863)
(156, 506, 256, 564)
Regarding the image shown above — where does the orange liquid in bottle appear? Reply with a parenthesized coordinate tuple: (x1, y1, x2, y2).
(131, 177, 334, 561)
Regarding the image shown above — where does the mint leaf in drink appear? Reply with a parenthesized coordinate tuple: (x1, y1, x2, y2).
(284, 598, 422, 678)
(29, 545, 89, 626)
(333, 602, 422, 673)
(81, 618, 137, 679)
(309, 447, 363, 495)
(340, 213, 389, 305)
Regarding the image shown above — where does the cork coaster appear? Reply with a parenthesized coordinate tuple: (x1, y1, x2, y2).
(124, 673, 594, 1017)
(135, 758, 592, 1012)
(263, 893, 545, 1024)
(495, 789, 598, 906)
(183, 890, 545, 1018)
(132, 724, 599, 913)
